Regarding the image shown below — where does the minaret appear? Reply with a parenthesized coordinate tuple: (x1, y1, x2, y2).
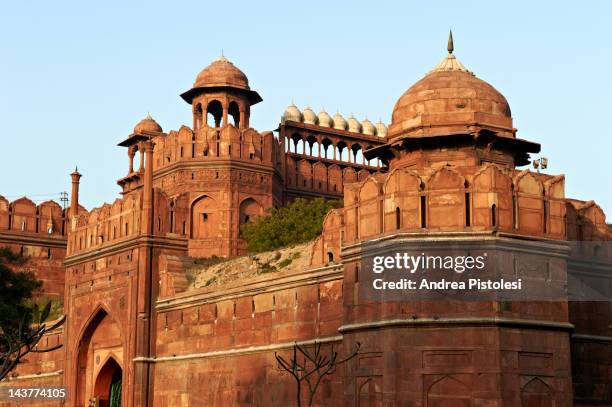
(70, 167, 81, 219)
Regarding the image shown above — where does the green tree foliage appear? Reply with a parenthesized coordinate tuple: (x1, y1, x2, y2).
(0, 248, 65, 380)
(241, 198, 341, 253)
(0, 249, 40, 334)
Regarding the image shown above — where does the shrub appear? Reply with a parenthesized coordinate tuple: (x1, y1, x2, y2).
(278, 258, 292, 268)
(241, 198, 341, 253)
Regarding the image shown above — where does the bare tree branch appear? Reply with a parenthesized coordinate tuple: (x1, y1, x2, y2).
(275, 341, 360, 406)
(0, 314, 66, 380)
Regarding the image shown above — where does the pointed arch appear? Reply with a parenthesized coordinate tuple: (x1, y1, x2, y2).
(514, 170, 544, 195)
(471, 164, 513, 229)
(521, 377, 553, 407)
(206, 99, 223, 127)
(239, 197, 263, 227)
(93, 354, 123, 406)
(190, 194, 218, 239)
(427, 166, 466, 190)
(427, 167, 467, 229)
(228, 100, 240, 128)
(427, 375, 471, 406)
(359, 178, 383, 239)
(74, 304, 124, 407)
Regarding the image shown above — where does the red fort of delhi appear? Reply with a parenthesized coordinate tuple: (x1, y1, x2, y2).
(0, 34, 611, 406)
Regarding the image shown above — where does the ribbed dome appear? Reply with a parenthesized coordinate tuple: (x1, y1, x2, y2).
(133, 114, 162, 134)
(318, 110, 332, 127)
(375, 120, 388, 138)
(332, 112, 347, 130)
(303, 107, 317, 125)
(362, 118, 376, 136)
(282, 103, 302, 123)
(347, 115, 362, 133)
(388, 44, 513, 140)
(194, 53, 250, 90)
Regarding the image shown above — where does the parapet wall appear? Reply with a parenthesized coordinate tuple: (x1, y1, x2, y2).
(153, 262, 344, 405)
(0, 195, 68, 297)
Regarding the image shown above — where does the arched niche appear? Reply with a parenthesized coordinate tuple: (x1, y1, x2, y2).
(383, 169, 422, 232)
(426, 167, 467, 229)
(239, 197, 263, 226)
(358, 178, 382, 239)
(190, 195, 218, 239)
(427, 375, 471, 406)
(521, 377, 553, 407)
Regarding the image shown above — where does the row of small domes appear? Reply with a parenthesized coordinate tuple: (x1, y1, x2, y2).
(282, 104, 388, 138)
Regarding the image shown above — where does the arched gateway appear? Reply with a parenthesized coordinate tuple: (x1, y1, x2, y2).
(75, 307, 124, 407)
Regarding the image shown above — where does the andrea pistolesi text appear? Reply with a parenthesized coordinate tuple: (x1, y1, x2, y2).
(369, 252, 522, 292)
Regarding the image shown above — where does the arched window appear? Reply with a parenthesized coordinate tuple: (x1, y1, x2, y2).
(321, 139, 333, 159)
(337, 141, 348, 161)
(327, 251, 334, 263)
(194, 103, 203, 130)
(228, 101, 240, 127)
(511, 186, 518, 229)
(306, 135, 317, 156)
(395, 207, 401, 230)
(290, 133, 302, 154)
(491, 204, 497, 227)
(351, 144, 363, 163)
(206, 100, 223, 127)
(420, 195, 427, 228)
(169, 201, 175, 233)
(543, 199, 548, 233)
(465, 192, 471, 227)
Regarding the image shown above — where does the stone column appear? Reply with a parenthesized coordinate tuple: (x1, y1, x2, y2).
(128, 146, 136, 173)
(138, 147, 145, 173)
(239, 109, 246, 129)
(141, 140, 154, 235)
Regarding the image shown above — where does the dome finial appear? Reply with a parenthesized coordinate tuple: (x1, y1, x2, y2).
(447, 30, 454, 54)
(216, 50, 228, 62)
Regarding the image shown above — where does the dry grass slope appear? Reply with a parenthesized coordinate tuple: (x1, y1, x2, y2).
(187, 241, 314, 289)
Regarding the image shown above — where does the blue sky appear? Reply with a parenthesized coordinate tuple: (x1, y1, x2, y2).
(1, 1, 610, 216)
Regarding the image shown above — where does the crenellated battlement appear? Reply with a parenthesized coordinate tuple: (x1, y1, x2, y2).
(67, 194, 139, 256)
(151, 123, 279, 171)
(0, 195, 68, 298)
(0, 195, 67, 238)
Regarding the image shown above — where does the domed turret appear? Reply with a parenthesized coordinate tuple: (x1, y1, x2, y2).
(303, 107, 318, 125)
(180, 53, 262, 108)
(133, 113, 162, 134)
(388, 32, 513, 140)
(347, 115, 362, 133)
(194, 53, 250, 90)
(332, 112, 347, 130)
(362, 118, 376, 136)
(282, 103, 302, 123)
(375, 120, 388, 138)
(318, 110, 332, 127)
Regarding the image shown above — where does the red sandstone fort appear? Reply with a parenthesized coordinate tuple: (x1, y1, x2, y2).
(0, 35, 611, 406)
